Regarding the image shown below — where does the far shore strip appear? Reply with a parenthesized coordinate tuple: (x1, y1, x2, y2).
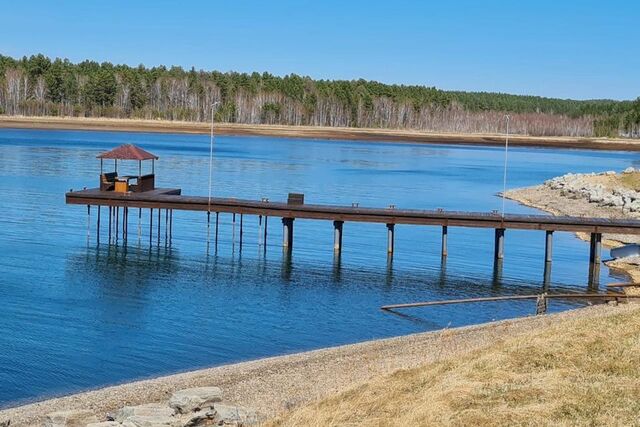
(0, 304, 633, 426)
(1, 115, 639, 151)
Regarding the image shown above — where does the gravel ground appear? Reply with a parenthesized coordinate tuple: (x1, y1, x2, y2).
(0, 304, 634, 426)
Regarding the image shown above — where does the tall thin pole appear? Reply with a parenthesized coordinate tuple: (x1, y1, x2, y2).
(501, 115, 510, 218)
(207, 102, 219, 244)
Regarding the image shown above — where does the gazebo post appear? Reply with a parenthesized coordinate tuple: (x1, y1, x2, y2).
(152, 159, 155, 174)
(114, 159, 118, 174)
(138, 160, 142, 180)
(100, 159, 103, 174)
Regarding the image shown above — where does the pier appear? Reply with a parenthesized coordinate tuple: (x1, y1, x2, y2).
(67, 144, 640, 286)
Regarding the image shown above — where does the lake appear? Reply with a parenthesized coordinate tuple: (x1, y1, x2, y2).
(0, 128, 637, 407)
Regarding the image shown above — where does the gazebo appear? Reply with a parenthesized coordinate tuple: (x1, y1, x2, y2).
(97, 144, 159, 193)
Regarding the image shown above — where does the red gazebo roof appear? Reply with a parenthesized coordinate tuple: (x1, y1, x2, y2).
(97, 144, 158, 161)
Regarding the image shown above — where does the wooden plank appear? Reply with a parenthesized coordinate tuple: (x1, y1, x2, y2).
(381, 293, 637, 310)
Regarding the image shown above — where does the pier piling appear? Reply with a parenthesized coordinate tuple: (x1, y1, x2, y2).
(264, 216, 268, 250)
(494, 228, 505, 260)
(386, 224, 395, 254)
(115, 207, 119, 244)
(149, 208, 153, 246)
(96, 206, 101, 244)
(589, 232, 602, 264)
(333, 220, 344, 252)
(545, 230, 554, 263)
(215, 212, 219, 246)
(108, 206, 112, 243)
(169, 209, 173, 245)
(240, 214, 244, 247)
(441, 225, 448, 257)
(282, 218, 294, 250)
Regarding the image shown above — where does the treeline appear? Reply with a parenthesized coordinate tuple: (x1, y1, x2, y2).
(0, 53, 638, 137)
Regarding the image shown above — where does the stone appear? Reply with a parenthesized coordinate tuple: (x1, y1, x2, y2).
(125, 415, 181, 427)
(213, 403, 259, 425)
(44, 409, 99, 427)
(182, 410, 217, 427)
(86, 423, 121, 427)
(115, 403, 176, 422)
(623, 166, 636, 174)
(604, 170, 616, 175)
(168, 387, 223, 414)
(0, 420, 10, 427)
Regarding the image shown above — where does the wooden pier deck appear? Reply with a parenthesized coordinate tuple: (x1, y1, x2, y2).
(67, 187, 640, 234)
(66, 187, 640, 286)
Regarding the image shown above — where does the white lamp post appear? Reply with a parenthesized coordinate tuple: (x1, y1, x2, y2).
(207, 101, 221, 245)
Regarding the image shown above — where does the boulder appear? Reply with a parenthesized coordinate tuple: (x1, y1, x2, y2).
(44, 409, 98, 427)
(213, 403, 259, 425)
(86, 423, 121, 427)
(115, 403, 175, 423)
(124, 415, 181, 427)
(168, 387, 223, 414)
(623, 167, 636, 174)
(181, 410, 217, 427)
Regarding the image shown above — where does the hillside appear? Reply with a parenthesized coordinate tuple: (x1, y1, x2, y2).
(266, 303, 640, 426)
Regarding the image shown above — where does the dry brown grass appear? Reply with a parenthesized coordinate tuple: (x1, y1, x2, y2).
(618, 172, 640, 191)
(265, 307, 640, 427)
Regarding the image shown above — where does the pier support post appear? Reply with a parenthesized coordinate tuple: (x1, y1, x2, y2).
(240, 214, 244, 247)
(108, 206, 112, 243)
(123, 207, 128, 242)
(232, 213, 236, 246)
(149, 208, 153, 246)
(157, 208, 161, 246)
(589, 232, 602, 264)
(164, 209, 169, 246)
(263, 216, 268, 253)
(333, 220, 344, 253)
(441, 225, 448, 257)
(494, 228, 505, 260)
(96, 206, 101, 244)
(282, 218, 294, 250)
(115, 207, 119, 244)
(215, 212, 219, 246)
(169, 209, 173, 245)
(544, 230, 554, 263)
(386, 223, 395, 254)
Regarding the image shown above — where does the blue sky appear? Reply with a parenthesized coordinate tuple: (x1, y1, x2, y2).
(1, 0, 638, 100)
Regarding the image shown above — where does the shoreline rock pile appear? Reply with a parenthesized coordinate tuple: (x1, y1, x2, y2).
(544, 168, 640, 212)
(39, 386, 258, 427)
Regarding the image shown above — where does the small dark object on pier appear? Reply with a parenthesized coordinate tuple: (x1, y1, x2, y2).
(287, 193, 304, 205)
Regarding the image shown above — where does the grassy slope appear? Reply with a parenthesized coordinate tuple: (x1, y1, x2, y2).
(266, 306, 640, 427)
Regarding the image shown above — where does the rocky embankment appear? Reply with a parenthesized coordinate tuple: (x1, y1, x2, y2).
(545, 167, 640, 214)
(32, 386, 256, 426)
(506, 167, 640, 281)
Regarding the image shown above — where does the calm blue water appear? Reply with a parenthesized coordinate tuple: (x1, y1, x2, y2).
(0, 128, 637, 407)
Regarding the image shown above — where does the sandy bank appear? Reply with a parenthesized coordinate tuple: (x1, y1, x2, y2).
(1, 115, 639, 151)
(0, 304, 629, 426)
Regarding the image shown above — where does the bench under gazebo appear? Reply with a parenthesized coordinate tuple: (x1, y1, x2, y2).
(97, 144, 159, 193)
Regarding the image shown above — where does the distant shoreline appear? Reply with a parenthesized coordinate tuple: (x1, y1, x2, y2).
(1, 115, 639, 151)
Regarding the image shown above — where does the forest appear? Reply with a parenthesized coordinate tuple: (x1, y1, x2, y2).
(1, 54, 638, 137)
